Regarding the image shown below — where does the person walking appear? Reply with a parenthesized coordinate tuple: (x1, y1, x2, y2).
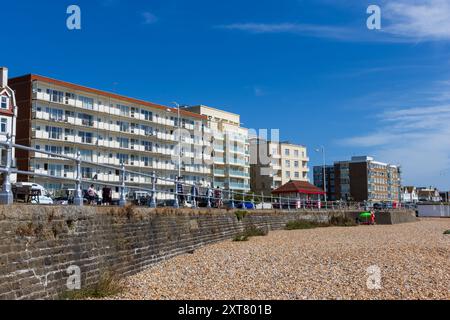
(190, 183, 199, 207)
(102, 185, 112, 206)
(214, 187, 222, 208)
(176, 176, 185, 206)
(87, 184, 97, 205)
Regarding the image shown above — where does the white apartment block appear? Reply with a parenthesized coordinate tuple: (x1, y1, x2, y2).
(9, 74, 212, 200)
(186, 105, 250, 192)
(250, 139, 310, 195)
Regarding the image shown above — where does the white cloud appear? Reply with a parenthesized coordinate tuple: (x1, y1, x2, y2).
(141, 12, 158, 25)
(217, 23, 361, 41)
(218, 0, 450, 42)
(340, 101, 450, 188)
(383, 0, 450, 41)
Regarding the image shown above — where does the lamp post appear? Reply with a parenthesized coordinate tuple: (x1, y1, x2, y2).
(171, 102, 182, 180)
(315, 146, 327, 204)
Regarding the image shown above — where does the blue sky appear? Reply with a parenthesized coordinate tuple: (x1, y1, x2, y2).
(2, 0, 450, 189)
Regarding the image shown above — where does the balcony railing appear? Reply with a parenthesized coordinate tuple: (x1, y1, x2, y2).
(0, 137, 405, 211)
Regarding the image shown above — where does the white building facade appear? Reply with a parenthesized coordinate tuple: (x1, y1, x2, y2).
(187, 105, 250, 192)
(9, 74, 212, 199)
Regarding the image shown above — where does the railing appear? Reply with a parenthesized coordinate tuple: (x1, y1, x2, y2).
(0, 137, 403, 210)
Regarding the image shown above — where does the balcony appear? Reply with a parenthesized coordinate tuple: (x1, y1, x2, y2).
(214, 157, 225, 164)
(214, 169, 226, 176)
(229, 182, 250, 190)
(228, 170, 249, 178)
(228, 159, 247, 166)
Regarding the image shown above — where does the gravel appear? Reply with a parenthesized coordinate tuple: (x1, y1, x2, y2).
(111, 218, 450, 300)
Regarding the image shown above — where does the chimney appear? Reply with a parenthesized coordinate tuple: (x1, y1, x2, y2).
(0, 67, 8, 88)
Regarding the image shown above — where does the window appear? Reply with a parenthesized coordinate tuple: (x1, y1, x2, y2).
(117, 137, 129, 149)
(64, 147, 75, 156)
(0, 118, 7, 133)
(64, 128, 74, 138)
(65, 92, 76, 104)
(81, 167, 93, 179)
(65, 110, 75, 120)
(294, 150, 299, 157)
(79, 149, 93, 161)
(142, 156, 152, 167)
(285, 160, 290, 167)
(46, 108, 64, 121)
(45, 145, 63, 157)
(285, 171, 291, 178)
(48, 164, 62, 177)
(79, 96, 94, 110)
(45, 126, 63, 140)
(1, 96, 8, 109)
(141, 140, 152, 152)
(142, 125, 153, 136)
(294, 172, 299, 178)
(117, 121, 129, 133)
(117, 153, 129, 165)
(78, 131, 93, 144)
(47, 89, 64, 103)
(294, 161, 299, 168)
(118, 104, 130, 117)
(78, 113, 93, 126)
(141, 110, 153, 121)
(285, 149, 290, 156)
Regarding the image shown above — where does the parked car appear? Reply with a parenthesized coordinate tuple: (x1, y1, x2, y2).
(12, 182, 54, 205)
(128, 191, 151, 206)
(220, 200, 255, 210)
(255, 202, 273, 210)
(157, 199, 192, 208)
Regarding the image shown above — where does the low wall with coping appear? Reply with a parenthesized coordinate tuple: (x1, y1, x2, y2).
(0, 205, 416, 300)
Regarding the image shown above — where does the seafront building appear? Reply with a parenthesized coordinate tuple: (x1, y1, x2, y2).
(313, 156, 402, 204)
(186, 105, 250, 192)
(250, 139, 309, 195)
(9, 74, 213, 199)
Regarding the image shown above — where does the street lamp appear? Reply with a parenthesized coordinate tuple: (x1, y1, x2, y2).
(169, 102, 183, 180)
(315, 146, 327, 204)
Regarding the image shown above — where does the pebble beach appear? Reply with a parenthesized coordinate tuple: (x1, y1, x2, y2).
(111, 219, 450, 300)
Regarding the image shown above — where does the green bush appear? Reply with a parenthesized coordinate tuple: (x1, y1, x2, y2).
(233, 225, 268, 241)
(329, 216, 357, 227)
(285, 220, 327, 230)
(285, 216, 357, 231)
(60, 272, 123, 300)
(235, 210, 248, 221)
(444, 230, 450, 235)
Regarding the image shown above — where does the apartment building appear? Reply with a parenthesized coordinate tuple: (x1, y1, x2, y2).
(314, 156, 401, 203)
(352, 156, 401, 203)
(186, 105, 250, 192)
(312, 165, 336, 201)
(250, 139, 309, 195)
(9, 74, 212, 199)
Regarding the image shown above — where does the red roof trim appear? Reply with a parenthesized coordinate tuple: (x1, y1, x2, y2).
(272, 180, 325, 195)
(10, 74, 207, 121)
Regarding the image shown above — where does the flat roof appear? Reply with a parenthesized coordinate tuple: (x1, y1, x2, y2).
(9, 74, 207, 120)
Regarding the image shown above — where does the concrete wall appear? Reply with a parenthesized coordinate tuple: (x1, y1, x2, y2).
(418, 204, 450, 217)
(0, 205, 416, 300)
